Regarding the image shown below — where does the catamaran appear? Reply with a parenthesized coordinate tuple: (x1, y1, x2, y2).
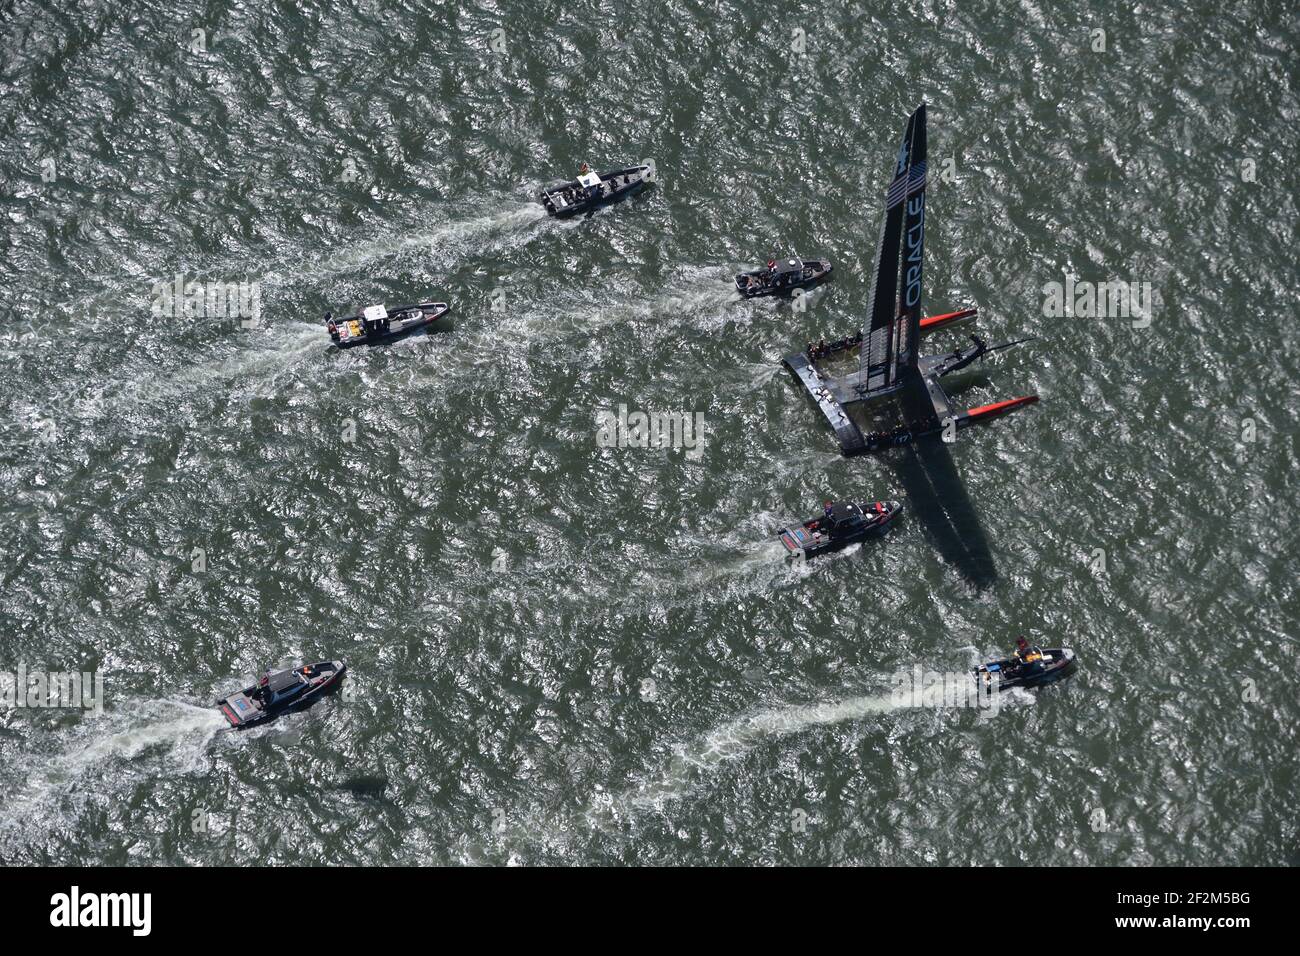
(782, 104, 1038, 455)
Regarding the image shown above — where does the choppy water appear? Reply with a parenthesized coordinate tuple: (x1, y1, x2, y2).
(1, 0, 1296, 865)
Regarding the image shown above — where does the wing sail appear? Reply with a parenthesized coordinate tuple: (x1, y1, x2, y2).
(856, 108, 917, 395)
(891, 103, 927, 384)
(857, 104, 928, 396)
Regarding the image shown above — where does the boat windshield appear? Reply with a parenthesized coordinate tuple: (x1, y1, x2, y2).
(266, 670, 303, 696)
(827, 502, 861, 525)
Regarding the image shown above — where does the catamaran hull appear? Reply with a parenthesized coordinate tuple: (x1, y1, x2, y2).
(853, 395, 1040, 456)
(920, 307, 977, 334)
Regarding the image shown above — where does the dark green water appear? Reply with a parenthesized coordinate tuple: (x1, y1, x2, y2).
(1, 0, 1296, 865)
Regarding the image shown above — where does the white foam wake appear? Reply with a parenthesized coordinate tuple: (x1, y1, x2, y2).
(28, 198, 548, 342)
(257, 201, 546, 290)
(0, 700, 226, 834)
(583, 690, 907, 829)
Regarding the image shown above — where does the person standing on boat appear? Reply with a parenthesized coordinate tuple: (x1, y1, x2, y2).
(1014, 636, 1044, 674)
(578, 161, 600, 200)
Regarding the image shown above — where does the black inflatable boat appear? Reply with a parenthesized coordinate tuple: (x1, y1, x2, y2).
(778, 499, 901, 559)
(539, 163, 655, 218)
(974, 646, 1077, 695)
(326, 302, 451, 348)
(217, 660, 347, 729)
(736, 256, 832, 298)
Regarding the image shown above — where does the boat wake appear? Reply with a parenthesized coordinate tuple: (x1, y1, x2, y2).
(457, 537, 812, 626)
(583, 689, 909, 829)
(468, 685, 920, 859)
(621, 279, 739, 337)
(148, 321, 326, 402)
(585, 277, 738, 339)
(581, 678, 1035, 832)
(21, 198, 547, 344)
(257, 201, 547, 291)
(703, 538, 792, 576)
(22, 201, 546, 427)
(455, 685, 904, 862)
(428, 515, 867, 632)
(740, 361, 785, 388)
(679, 529, 872, 590)
(38, 322, 327, 441)
(0, 701, 226, 839)
(449, 272, 738, 379)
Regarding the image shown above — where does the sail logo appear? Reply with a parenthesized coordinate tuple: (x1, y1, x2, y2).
(151, 273, 262, 327)
(1041, 275, 1152, 328)
(595, 404, 706, 460)
(0, 666, 103, 715)
(49, 887, 151, 936)
(902, 195, 926, 308)
(894, 139, 910, 177)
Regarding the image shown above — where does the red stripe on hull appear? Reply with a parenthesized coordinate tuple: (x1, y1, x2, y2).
(920, 307, 977, 332)
(963, 394, 1039, 422)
